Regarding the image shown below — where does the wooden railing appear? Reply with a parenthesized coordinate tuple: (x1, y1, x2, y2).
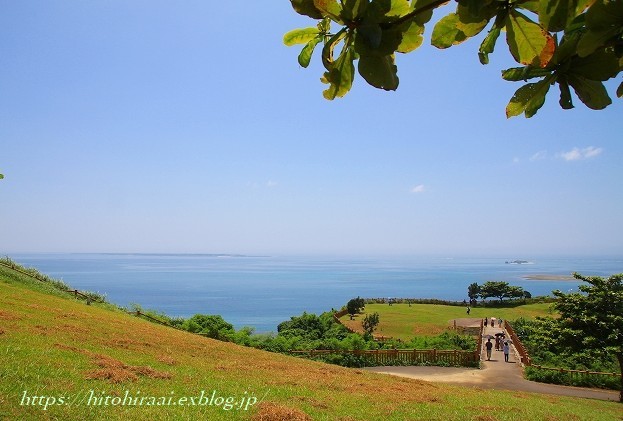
(0, 261, 100, 304)
(530, 365, 620, 377)
(290, 348, 479, 366)
(503, 320, 531, 366)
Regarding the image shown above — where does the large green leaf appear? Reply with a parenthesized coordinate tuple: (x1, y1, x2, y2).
(290, 0, 324, 19)
(578, 0, 623, 55)
(478, 25, 501, 64)
(571, 48, 620, 81)
(506, 76, 554, 118)
(283, 27, 321, 46)
(358, 54, 399, 90)
(539, 0, 581, 32)
(321, 45, 356, 99)
(567, 74, 612, 109)
(577, 26, 622, 56)
(558, 79, 574, 109)
(585, 0, 623, 29)
(397, 21, 425, 53)
(456, 3, 493, 37)
(506, 10, 555, 68)
(431, 13, 466, 49)
(386, 0, 412, 18)
(501, 66, 552, 81)
(298, 37, 322, 68)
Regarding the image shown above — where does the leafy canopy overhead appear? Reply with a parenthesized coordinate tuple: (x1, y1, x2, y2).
(284, 0, 623, 117)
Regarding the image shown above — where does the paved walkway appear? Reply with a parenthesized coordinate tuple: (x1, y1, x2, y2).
(365, 318, 619, 402)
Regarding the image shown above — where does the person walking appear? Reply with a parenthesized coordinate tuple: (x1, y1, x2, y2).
(485, 338, 493, 361)
(503, 341, 510, 362)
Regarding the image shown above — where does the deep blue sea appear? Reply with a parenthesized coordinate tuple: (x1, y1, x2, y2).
(7, 254, 623, 333)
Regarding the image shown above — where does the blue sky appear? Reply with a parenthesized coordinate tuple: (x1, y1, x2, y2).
(1, 1, 622, 257)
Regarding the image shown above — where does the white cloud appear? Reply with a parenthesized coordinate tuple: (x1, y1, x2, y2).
(266, 180, 278, 188)
(530, 150, 547, 161)
(410, 184, 425, 194)
(558, 146, 603, 161)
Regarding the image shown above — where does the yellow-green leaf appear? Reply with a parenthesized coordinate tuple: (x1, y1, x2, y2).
(298, 37, 322, 67)
(386, 0, 412, 18)
(397, 21, 425, 53)
(506, 10, 555, 68)
(284, 27, 321, 46)
(479, 26, 501, 65)
(506, 76, 553, 118)
(322, 45, 356, 99)
(432, 13, 466, 49)
(456, 3, 492, 37)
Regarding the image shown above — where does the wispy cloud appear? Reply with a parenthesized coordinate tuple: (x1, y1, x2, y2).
(266, 180, 278, 188)
(530, 150, 547, 161)
(410, 184, 425, 194)
(558, 146, 603, 161)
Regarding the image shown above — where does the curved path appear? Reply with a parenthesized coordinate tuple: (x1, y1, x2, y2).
(364, 319, 619, 402)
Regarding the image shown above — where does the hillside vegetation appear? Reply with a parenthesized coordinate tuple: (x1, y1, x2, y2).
(1, 266, 622, 420)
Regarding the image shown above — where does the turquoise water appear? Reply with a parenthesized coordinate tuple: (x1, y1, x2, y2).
(8, 253, 623, 333)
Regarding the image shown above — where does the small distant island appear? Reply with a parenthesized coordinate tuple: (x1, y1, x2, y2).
(522, 274, 576, 281)
(505, 260, 531, 264)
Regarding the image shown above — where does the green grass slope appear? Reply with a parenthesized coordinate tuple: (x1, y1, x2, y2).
(341, 303, 555, 340)
(1, 270, 621, 420)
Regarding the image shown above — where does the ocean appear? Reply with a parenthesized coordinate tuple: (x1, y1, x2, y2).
(7, 253, 623, 333)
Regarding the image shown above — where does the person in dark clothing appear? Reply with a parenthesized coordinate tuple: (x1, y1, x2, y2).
(485, 339, 493, 360)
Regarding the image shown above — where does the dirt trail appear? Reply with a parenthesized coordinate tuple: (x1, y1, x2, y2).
(365, 318, 619, 402)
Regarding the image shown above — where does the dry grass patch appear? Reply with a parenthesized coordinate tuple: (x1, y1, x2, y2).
(156, 355, 177, 365)
(54, 343, 172, 383)
(251, 402, 312, 421)
(0, 309, 21, 320)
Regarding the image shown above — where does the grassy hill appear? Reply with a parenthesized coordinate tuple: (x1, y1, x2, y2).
(340, 302, 555, 340)
(1, 267, 621, 420)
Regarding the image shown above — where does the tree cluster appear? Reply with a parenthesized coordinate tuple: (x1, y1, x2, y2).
(362, 311, 380, 335)
(346, 296, 366, 319)
(553, 273, 623, 401)
(512, 273, 623, 401)
(468, 280, 531, 303)
(285, 0, 622, 117)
